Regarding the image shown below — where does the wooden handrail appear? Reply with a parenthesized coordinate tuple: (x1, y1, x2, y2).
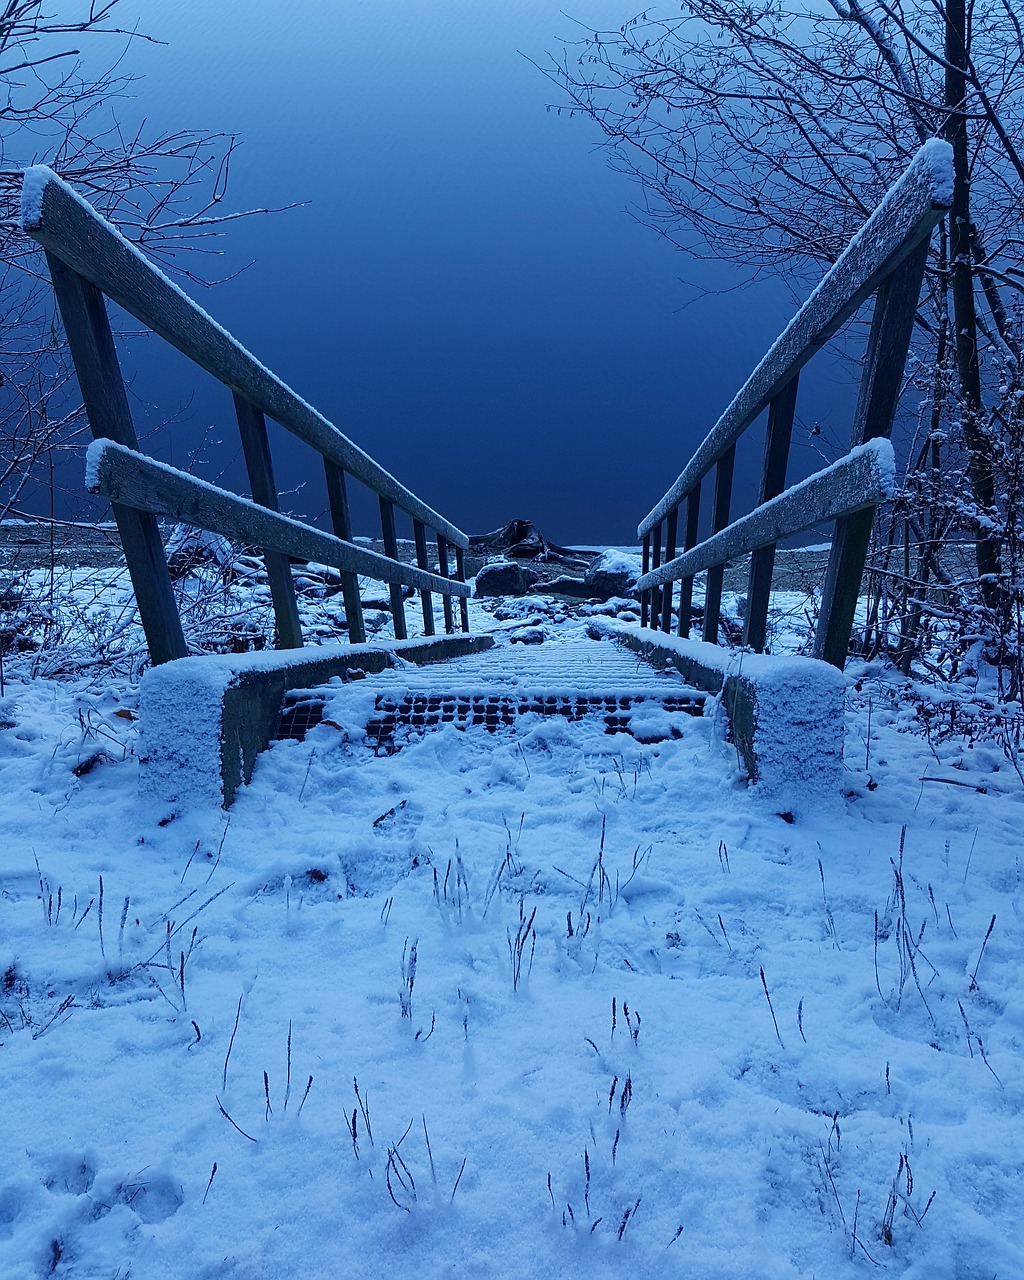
(637, 439, 895, 591)
(638, 140, 953, 538)
(22, 166, 474, 662)
(634, 142, 953, 668)
(22, 167, 468, 549)
(86, 440, 471, 598)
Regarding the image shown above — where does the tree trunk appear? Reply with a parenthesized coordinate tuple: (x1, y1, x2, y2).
(944, 0, 1002, 613)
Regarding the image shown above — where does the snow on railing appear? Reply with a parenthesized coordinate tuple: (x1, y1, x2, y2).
(22, 167, 471, 664)
(635, 140, 954, 668)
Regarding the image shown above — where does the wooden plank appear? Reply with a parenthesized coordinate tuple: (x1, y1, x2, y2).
(323, 460, 366, 644)
(25, 170, 469, 549)
(232, 393, 303, 650)
(814, 237, 931, 668)
(638, 439, 896, 592)
(413, 519, 435, 636)
(87, 440, 472, 598)
(455, 546, 470, 632)
(640, 534, 651, 628)
(702, 445, 735, 644)
(676, 487, 701, 638)
(744, 375, 799, 652)
(437, 535, 455, 634)
(638, 141, 953, 536)
(379, 497, 407, 640)
(45, 253, 187, 665)
(650, 521, 663, 632)
(660, 507, 678, 633)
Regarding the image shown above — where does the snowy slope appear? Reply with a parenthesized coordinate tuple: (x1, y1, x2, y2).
(1, 605, 1021, 1279)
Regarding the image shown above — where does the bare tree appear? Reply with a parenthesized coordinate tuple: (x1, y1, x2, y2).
(544, 0, 1024, 697)
(0, 1, 292, 527)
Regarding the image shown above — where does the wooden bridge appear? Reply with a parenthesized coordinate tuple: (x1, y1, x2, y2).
(20, 140, 954, 807)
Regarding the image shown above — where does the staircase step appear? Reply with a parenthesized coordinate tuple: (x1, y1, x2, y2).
(276, 632, 706, 751)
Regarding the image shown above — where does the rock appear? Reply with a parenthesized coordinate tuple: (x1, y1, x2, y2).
(474, 559, 541, 597)
(510, 626, 545, 645)
(583, 550, 641, 600)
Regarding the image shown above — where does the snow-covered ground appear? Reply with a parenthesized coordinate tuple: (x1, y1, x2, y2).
(1, 581, 1022, 1279)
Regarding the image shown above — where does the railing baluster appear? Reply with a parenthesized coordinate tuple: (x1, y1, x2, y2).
(233, 393, 303, 649)
(44, 253, 187, 664)
(702, 444, 736, 644)
(323, 460, 366, 644)
(677, 486, 701, 638)
(455, 546, 470, 632)
(744, 374, 799, 652)
(436, 534, 455, 634)
(650, 522, 663, 630)
(412, 520, 435, 636)
(815, 238, 930, 667)
(379, 497, 407, 640)
(640, 534, 651, 628)
(660, 506, 678, 633)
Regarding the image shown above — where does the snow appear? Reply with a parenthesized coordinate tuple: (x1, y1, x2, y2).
(83, 440, 104, 493)
(18, 165, 49, 228)
(1, 590, 1022, 1279)
(589, 620, 846, 808)
(137, 638, 488, 809)
(920, 137, 955, 208)
(586, 549, 641, 579)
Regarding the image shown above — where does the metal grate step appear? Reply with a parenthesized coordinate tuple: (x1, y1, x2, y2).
(275, 633, 706, 752)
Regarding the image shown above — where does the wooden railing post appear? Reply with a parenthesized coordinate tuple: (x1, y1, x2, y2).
(640, 534, 651, 628)
(44, 253, 187, 664)
(323, 460, 366, 644)
(233, 393, 303, 649)
(455, 546, 470, 632)
(677, 487, 701, 638)
(650, 522, 663, 629)
(379, 497, 407, 640)
(660, 506, 678, 633)
(437, 535, 455, 634)
(814, 238, 930, 668)
(412, 520, 435, 636)
(744, 375, 799, 652)
(702, 444, 736, 644)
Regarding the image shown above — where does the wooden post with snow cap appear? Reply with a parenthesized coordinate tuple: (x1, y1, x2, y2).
(232, 392, 303, 649)
(378, 497, 407, 641)
(413, 519, 435, 636)
(677, 486, 701, 638)
(640, 534, 651, 627)
(660, 506, 678, 633)
(42, 251, 187, 665)
(455, 546, 470, 632)
(323, 460, 367, 645)
(814, 236, 933, 667)
(650, 522, 663, 630)
(437, 535, 455, 634)
(702, 444, 735, 644)
(743, 374, 799, 652)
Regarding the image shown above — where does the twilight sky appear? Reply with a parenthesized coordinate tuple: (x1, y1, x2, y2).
(92, 0, 850, 546)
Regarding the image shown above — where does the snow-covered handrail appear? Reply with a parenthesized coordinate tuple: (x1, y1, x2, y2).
(21, 167, 467, 550)
(21, 166, 473, 662)
(634, 140, 954, 668)
(86, 440, 472, 600)
(637, 439, 896, 592)
(638, 140, 953, 537)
